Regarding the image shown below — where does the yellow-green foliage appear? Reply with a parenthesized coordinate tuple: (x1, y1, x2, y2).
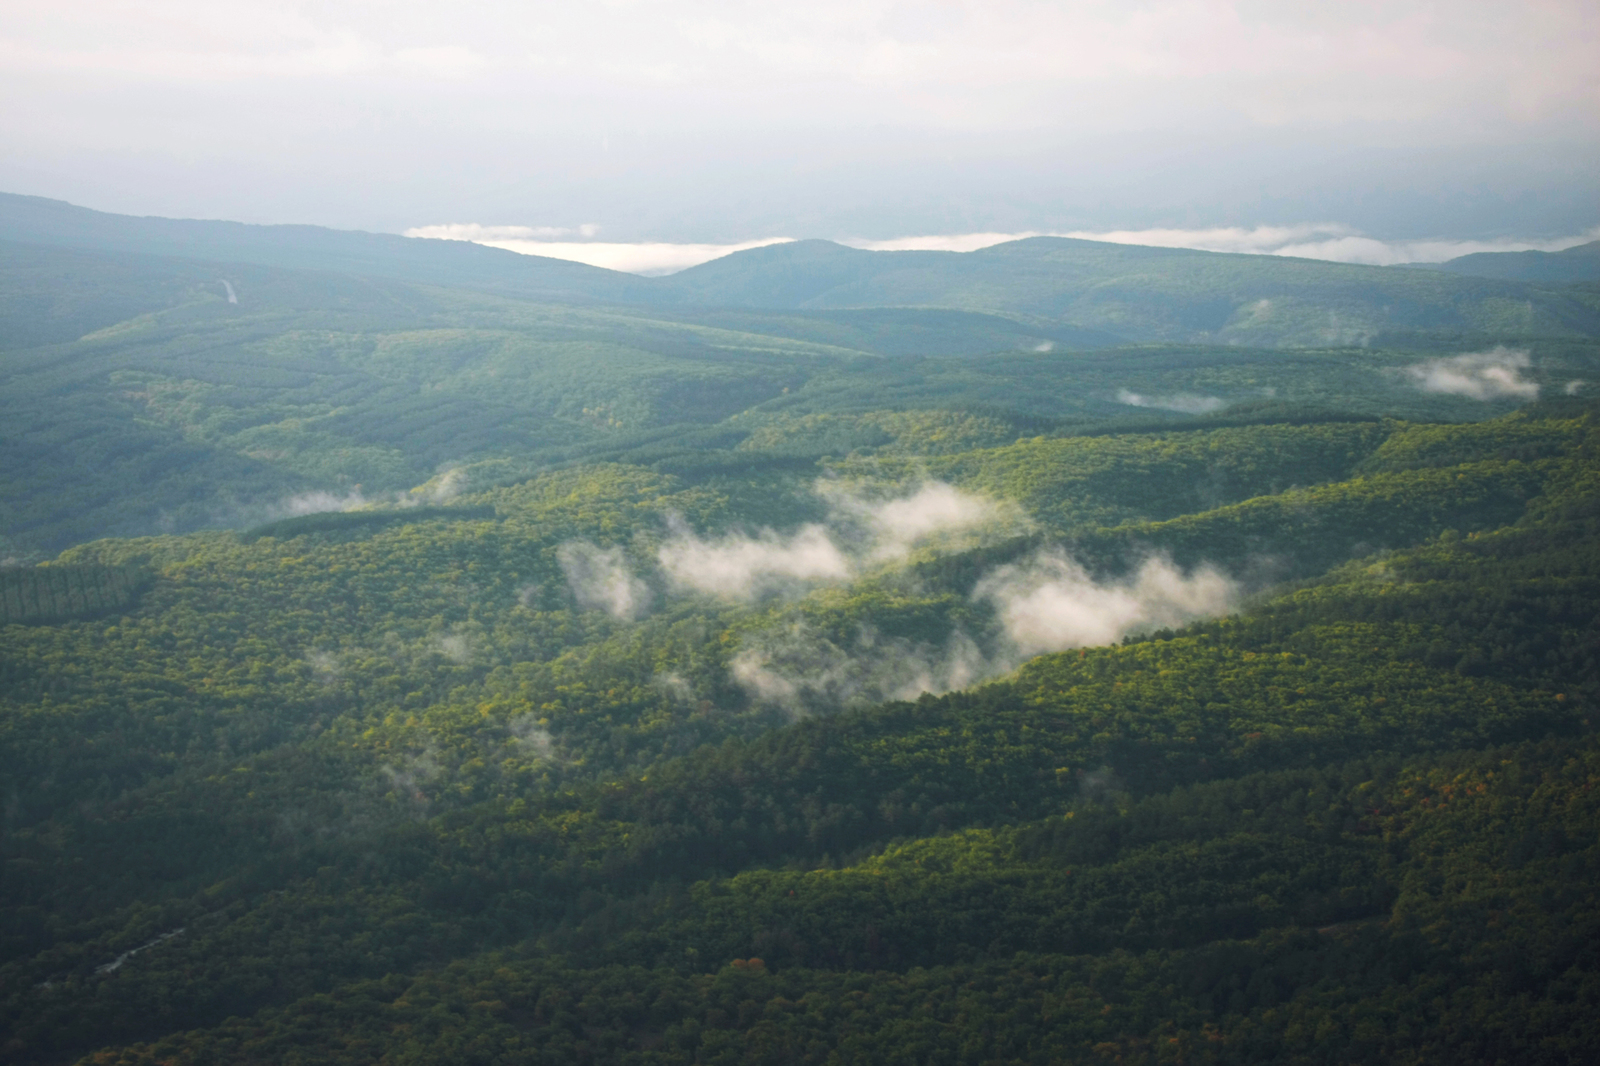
(906, 421, 1393, 533)
(0, 564, 145, 625)
(1, 405, 1597, 1066)
(1359, 409, 1588, 472)
(78, 737, 1600, 1066)
(736, 409, 1021, 457)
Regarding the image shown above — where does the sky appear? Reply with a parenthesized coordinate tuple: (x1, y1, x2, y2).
(3, 1, 1596, 272)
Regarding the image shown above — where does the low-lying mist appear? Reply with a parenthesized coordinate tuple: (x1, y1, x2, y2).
(1115, 388, 1226, 415)
(657, 520, 852, 600)
(976, 552, 1237, 657)
(247, 466, 472, 529)
(1403, 347, 1540, 401)
(558, 541, 652, 620)
(556, 480, 1240, 715)
(729, 548, 1236, 715)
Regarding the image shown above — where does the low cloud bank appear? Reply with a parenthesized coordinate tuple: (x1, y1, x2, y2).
(259, 465, 474, 526)
(1115, 388, 1226, 415)
(507, 714, 555, 760)
(845, 224, 1600, 267)
(404, 224, 793, 275)
(231, 486, 380, 525)
(471, 239, 796, 275)
(306, 649, 341, 683)
(824, 480, 1008, 560)
(732, 550, 1238, 714)
(975, 553, 1237, 657)
(730, 625, 987, 716)
(656, 481, 1015, 601)
(408, 223, 601, 242)
(435, 632, 473, 664)
(414, 467, 467, 503)
(410, 219, 1597, 274)
(282, 489, 369, 516)
(658, 521, 851, 599)
(549, 481, 1237, 713)
(559, 541, 652, 620)
(557, 482, 1011, 617)
(1404, 347, 1539, 400)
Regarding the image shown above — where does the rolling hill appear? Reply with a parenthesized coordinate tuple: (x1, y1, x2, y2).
(7, 193, 1600, 350)
(0, 193, 658, 306)
(3, 191, 1600, 1064)
(1, 400, 1597, 1065)
(1421, 239, 1600, 283)
(656, 236, 1600, 346)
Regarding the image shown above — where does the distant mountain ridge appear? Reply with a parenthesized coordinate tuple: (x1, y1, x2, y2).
(0, 192, 660, 305)
(4, 191, 1600, 347)
(1418, 239, 1600, 283)
(655, 235, 1600, 345)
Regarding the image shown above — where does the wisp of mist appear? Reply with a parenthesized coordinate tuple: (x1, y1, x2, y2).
(556, 480, 1241, 715)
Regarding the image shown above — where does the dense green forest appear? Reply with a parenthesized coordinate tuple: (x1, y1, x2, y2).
(2, 202, 1599, 1063)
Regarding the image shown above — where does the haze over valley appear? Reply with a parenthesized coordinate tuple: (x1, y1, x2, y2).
(2, 3, 1598, 1064)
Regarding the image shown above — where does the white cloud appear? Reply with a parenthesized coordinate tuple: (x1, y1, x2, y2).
(729, 548, 1239, 714)
(844, 231, 1047, 253)
(507, 714, 555, 759)
(658, 481, 1013, 599)
(414, 221, 1600, 275)
(1403, 347, 1540, 400)
(975, 552, 1238, 656)
(729, 623, 987, 716)
(406, 222, 601, 242)
(656, 476, 1004, 592)
(281, 489, 368, 515)
(639, 482, 1235, 713)
(306, 649, 341, 683)
(1268, 231, 1600, 266)
(1116, 388, 1227, 415)
(435, 632, 473, 663)
(558, 541, 652, 619)
(652, 671, 695, 704)
(408, 466, 468, 505)
(821, 480, 1013, 560)
(865, 481, 993, 549)
(403, 228, 794, 274)
(843, 224, 1600, 266)
(657, 520, 851, 600)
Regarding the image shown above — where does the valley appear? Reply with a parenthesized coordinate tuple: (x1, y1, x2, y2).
(1, 199, 1598, 1064)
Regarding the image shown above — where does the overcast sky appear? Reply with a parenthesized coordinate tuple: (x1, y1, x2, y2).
(3, 1, 1596, 256)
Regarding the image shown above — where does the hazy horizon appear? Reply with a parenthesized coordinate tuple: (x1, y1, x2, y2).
(3, 1, 1595, 251)
(402, 221, 1600, 275)
(11, 186, 1598, 278)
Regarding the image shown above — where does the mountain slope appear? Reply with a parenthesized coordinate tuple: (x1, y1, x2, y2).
(0, 192, 660, 305)
(1422, 239, 1600, 283)
(660, 236, 1600, 345)
(0, 248, 868, 556)
(1, 406, 1596, 1064)
(9, 194, 1600, 349)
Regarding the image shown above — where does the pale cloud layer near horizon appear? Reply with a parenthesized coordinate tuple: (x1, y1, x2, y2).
(406, 222, 1600, 275)
(3, 1, 1596, 241)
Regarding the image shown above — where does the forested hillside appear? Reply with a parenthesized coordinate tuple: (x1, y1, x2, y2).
(0, 195, 659, 307)
(2, 395, 1597, 1064)
(1422, 240, 1600, 284)
(659, 238, 1600, 346)
(2, 204, 1599, 1063)
(5, 221, 1597, 559)
(8, 194, 1600, 348)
